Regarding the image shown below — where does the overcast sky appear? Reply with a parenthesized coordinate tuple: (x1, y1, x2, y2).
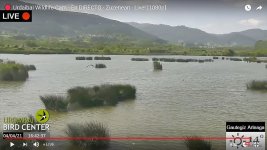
(23, 0, 267, 34)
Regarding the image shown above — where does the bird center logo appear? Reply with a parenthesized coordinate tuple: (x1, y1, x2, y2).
(35, 109, 50, 124)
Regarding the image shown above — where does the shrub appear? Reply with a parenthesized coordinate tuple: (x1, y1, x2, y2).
(185, 137, 213, 150)
(95, 64, 107, 68)
(68, 86, 104, 107)
(25, 65, 36, 71)
(40, 95, 69, 112)
(153, 61, 162, 70)
(0, 63, 29, 81)
(67, 84, 136, 107)
(247, 80, 267, 90)
(66, 122, 110, 149)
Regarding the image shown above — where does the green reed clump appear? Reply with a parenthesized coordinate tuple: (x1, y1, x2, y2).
(185, 137, 213, 150)
(247, 80, 267, 90)
(0, 63, 29, 81)
(25, 65, 36, 71)
(95, 64, 107, 68)
(76, 56, 86, 60)
(153, 61, 162, 70)
(66, 122, 110, 150)
(40, 95, 69, 112)
(94, 56, 111, 60)
(67, 84, 136, 107)
(68, 86, 104, 107)
(131, 58, 149, 61)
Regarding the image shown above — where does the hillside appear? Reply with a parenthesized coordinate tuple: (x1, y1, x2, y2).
(0, 0, 165, 44)
(128, 22, 267, 46)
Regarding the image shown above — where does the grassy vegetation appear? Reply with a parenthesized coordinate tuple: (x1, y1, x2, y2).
(153, 61, 162, 70)
(95, 64, 107, 68)
(0, 62, 29, 81)
(185, 137, 213, 150)
(1, 35, 266, 56)
(40, 95, 68, 112)
(247, 80, 267, 90)
(39, 84, 136, 111)
(66, 122, 110, 150)
(25, 65, 36, 71)
(68, 84, 136, 107)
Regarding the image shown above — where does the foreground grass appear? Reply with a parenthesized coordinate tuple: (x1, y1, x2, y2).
(68, 84, 136, 107)
(247, 80, 267, 90)
(66, 122, 110, 150)
(40, 84, 136, 111)
(185, 137, 213, 150)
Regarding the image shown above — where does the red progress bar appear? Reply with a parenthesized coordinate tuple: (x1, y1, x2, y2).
(5, 137, 251, 141)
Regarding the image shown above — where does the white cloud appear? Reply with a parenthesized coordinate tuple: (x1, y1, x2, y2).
(239, 18, 262, 26)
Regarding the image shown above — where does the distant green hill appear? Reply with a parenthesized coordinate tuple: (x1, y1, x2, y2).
(128, 22, 267, 46)
(0, 0, 165, 44)
(255, 40, 267, 50)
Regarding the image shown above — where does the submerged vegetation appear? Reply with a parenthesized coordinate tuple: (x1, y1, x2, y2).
(40, 84, 136, 111)
(153, 61, 162, 70)
(66, 122, 110, 149)
(247, 80, 267, 90)
(152, 57, 214, 63)
(185, 137, 213, 150)
(94, 56, 111, 60)
(131, 58, 149, 61)
(95, 64, 107, 68)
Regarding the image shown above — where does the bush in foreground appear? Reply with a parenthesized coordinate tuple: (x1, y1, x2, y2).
(40, 95, 68, 112)
(247, 80, 267, 90)
(67, 84, 136, 107)
(66, 122, 110, 150)
(185, 137, 213, 150)
(0, 63, 29, 81)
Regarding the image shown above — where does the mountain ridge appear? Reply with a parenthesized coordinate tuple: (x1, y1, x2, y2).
(128, 22, 267, 46)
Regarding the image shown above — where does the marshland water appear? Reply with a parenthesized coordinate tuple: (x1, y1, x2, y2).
(0, 54, 267, 150)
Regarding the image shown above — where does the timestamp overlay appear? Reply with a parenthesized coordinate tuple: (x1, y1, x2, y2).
(226, 122, 265, 150)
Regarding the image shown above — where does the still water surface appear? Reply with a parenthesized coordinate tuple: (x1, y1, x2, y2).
(0, 54, 266, 150)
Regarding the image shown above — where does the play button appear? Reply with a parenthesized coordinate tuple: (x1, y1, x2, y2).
(10, 142, 14, 147)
